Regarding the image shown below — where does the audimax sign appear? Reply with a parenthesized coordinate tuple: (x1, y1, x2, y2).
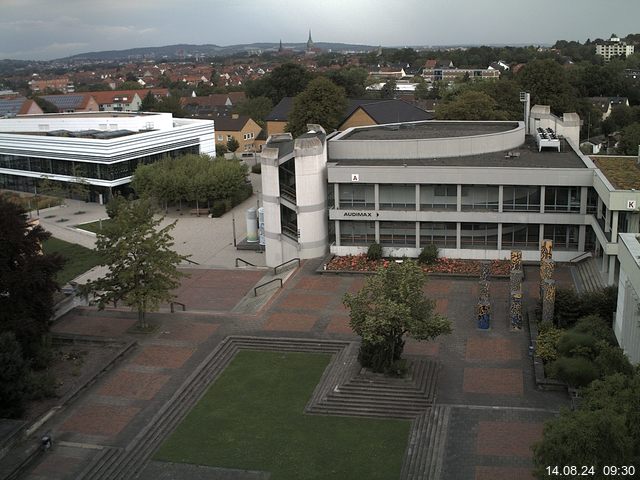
(343, 211, 380, 217)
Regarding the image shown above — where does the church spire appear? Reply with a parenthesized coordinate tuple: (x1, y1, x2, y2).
(307, 29, 314, 50)
(278, 39, 283, 52)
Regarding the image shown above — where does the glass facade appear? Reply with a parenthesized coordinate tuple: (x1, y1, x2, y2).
(379, 184, 415, 210)
(280, 205, 298, 239)
(460, 223, 499, 249)
(544, 224, 579, 250)
(340, 221, 375, 246)
(502, 186, 541, 212)
(339, 184, 374, 209)
(380, 221, 416, 247)
(420, 184, 457, 210)
(461, 185, 499, 211)
(544, 186, 581, 212)
(420, 222, 457, 248)
(0, 145, 200, 182)
(502, 223, 540, 249)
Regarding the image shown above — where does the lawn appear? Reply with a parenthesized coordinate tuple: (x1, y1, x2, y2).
(155, 350, 410, 480)
(42, 237, 102, 285)
(75, 218, 113, 234)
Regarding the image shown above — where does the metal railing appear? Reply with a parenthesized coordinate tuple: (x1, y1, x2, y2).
(254, 278, 283, 296)
(569, 251, 593, 263)
(235, 257, 256, 267)
(170, 301, 186, 313)
(273, 257, 300, 275)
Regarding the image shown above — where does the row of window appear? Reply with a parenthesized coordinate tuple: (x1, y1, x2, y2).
(336, 184, 596, 213)
(338, 221, 580, 250)
(0, 146, 199, 181)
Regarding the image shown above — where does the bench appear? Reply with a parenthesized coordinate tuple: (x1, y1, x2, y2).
(189, 209, 208, 216)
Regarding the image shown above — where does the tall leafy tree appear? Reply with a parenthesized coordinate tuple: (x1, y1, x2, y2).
(0, 197, 63, 361)
(139, 90, 159, 111)
(245, 63, 313, 104)
(516, 59, 577, 114)
(286, 77, 347, 137)
(235, 96, 273, 127)
(0, 332, 30, 419)
(436, 90, 511, 120)
(343, 261, 452, 373)
(619, 123, 640, 155)
(82, 198, 188, 329)
(380, 79, 397, 99)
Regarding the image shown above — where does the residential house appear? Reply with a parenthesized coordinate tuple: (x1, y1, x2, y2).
(29, 76, 75, 94)
(181, 92, 246, 118)
(215, 114, 262, 153)
(265, 97, 295, 137)
(41, 93, 100, 113)
(588, 97, 630, 120)
(595, 34, 635, 62)
(0, 96, 43, 117)
(85, 89, 169, 112)
(338, 99, 433, 131)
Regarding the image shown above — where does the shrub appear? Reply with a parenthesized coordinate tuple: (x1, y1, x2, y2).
(251, 163, 262, 174)
(0, 332, 29, 418)
(27, 369, 58, 400)
(418, 244, 439, 265)
(557, 331, 599, 359)
(210, 200, 228, 218)
(547, 356, 599, 387)
(535, 326, 564, 362)
(572, 315, 616, 345)
(554, 287, 582, 328)
(366, 242, 383, 261)
(594, 343, 634, 377)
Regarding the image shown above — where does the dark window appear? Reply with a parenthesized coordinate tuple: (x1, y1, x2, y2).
(380, 221, 416, 247)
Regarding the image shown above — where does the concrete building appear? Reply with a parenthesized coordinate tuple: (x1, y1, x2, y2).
(258, 107, 640, 288)
(615, 233, 640, 365)
(0, 111, 214, 202)
(595, 35, 635, 62)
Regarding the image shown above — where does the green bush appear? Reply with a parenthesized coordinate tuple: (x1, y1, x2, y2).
(553, 286, 618, 329)
(0, 332, 29, 419)
(554, 287, 582, 327)
(251, 163, 262, 174)
(572, 315, 616, 345)
(594, 343, 634, 377)
(547, 356, 599, 387)
(535, 326, 564, 362)
(210, 200, 228, 218)
(557, 331, 599, 359)
(418, 244, 439, 265)
(367, 242, 383, 261)
(27, 369, 58, 400)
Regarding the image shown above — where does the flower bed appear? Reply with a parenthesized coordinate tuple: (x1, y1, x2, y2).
(325, 254, 511, 276)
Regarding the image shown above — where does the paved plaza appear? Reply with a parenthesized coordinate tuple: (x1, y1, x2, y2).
(10, 258, 575, 480)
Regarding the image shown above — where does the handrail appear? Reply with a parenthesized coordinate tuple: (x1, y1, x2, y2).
(254, 278, 282, 296)
(170, 301, 186, 313)
(569, 251, 592, 263)
(273, 257, 300, 275)
(235, 257, 256, 267)
(184, 258, 200, 265)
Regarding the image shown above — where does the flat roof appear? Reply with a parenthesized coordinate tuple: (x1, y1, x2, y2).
(591, 156, 640, 190)
(10, 112, 160, 119)
(331, 136, 586, 169)
(340, 121, 518, 141)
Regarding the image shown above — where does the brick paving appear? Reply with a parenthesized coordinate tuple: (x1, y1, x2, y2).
(21, 260, 576, 480)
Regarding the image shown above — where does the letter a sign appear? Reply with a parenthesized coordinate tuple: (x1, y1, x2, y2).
(351, 173, 360, 182)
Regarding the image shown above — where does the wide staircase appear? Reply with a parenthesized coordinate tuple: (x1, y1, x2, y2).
(573, 257, 606, 293)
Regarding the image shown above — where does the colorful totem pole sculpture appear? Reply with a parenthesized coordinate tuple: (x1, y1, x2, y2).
(539, 239, 556, 323)
(510, 250, 524, 330)
(477, 261, 491, 329)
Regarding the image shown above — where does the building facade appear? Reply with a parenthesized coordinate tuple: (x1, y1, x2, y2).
(0, 112, 215, 202)
(615, 233, 640, 365)
(595, 36, 635, 62)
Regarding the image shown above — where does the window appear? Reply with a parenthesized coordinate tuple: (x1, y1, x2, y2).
(461, 185, 499, 211)
(543, 224, 579, 250)
(339, 184, 374, 209)
(227, 135, 233, 141)
(502, 186, 540, 212)
(544, 187, 580, 212)
(379, 184, 415, 210)
(380, 221, 416, 247)
(340, 221, 376, 246)
(420, 184, 457, 210)
(243, 132, 254, 140)
(460, 223, 499, 249)
(502, 224, 540, 249)
(420, 222, 456, 248)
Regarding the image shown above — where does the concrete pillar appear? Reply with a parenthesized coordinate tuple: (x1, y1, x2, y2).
(578, 225, 586, 251)
(415, 222, 420, 248)
(375, 221, 380, 243)
(597, 197, 603, 219)
(538, 224, 545, 249)
(629, 213, 640, 233)
(374, 184, 379, 211)
(540, 185, 546, 213)
(456, 222, 461, 249)
(611, 211, 619, 240)
(605, 208, 610, 233)
(608, 255, 616, 285)
(334, 183, 340, 209)
(497, 223, 503, 250)
(580, 186, 588, 215)
(335, 220, 341, 246)
(498, 185, 504, 213)
(457, 184, 462, 212)
(415, 184, 420, 212)
(602, 253, 608, 273)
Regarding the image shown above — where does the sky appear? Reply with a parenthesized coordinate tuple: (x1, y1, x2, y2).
(1, 0, 640, 60)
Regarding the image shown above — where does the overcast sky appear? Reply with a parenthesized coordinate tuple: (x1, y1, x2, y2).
(1, 0, 639, 60)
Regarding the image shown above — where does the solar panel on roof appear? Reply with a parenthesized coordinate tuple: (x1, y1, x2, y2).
(42, 95, 84, 109)
(0, 99, 26, 115)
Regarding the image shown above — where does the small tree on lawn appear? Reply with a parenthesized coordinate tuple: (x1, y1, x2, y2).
(343, 260, 452, 373)
(82, 198, 188, 329)
(226, 136, 240, 153)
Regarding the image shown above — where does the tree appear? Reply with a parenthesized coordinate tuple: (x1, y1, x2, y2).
(343, 261, 452, 373)
(235, 96, 273, 127)
(0, 197, 63, 362)
(618, 122, 640, 155)
(82, 198, 188, 329)
(0, 332, 30, 419)
(414, 81, 431, 100)
(226, 136, 240, 153)
(245, 63, 313, 104)
(325, 67, 369, 98)
(517, 59, 577, 115)
(436, 90, 510, 120)
(380, 79, 397, 99)
(156, 93, 184, 117)
(139, 90, 159, 111)
(533, 372, 640, 477)
(286, 77, 347, 137)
